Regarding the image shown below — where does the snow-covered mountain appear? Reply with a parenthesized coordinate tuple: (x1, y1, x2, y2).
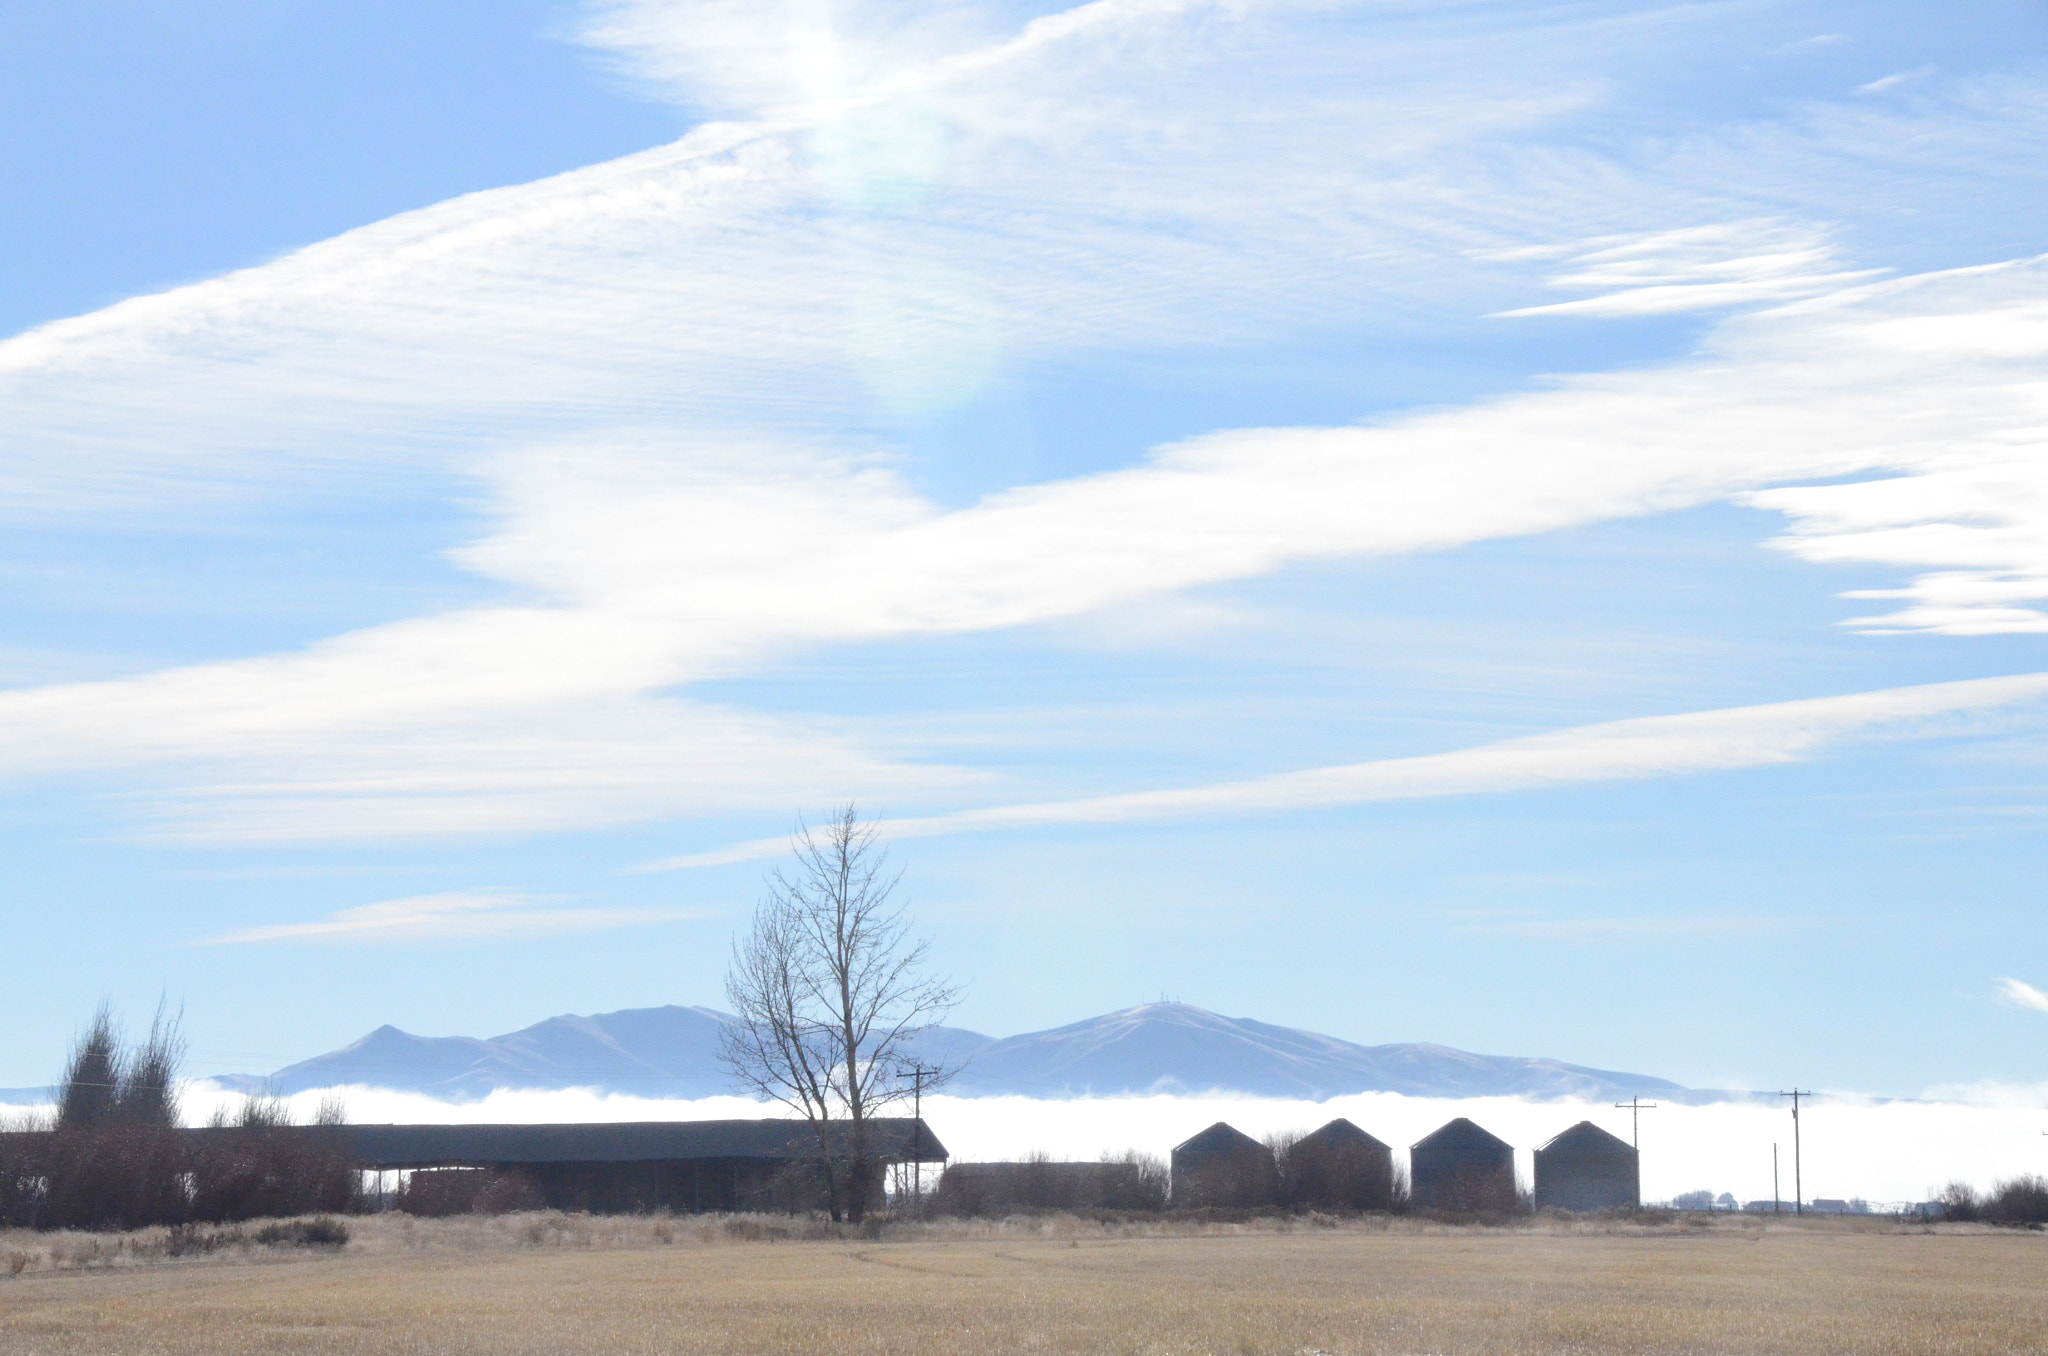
(213, 1005, 747, 1099)
(204, 1002, 1697, 1103)
(945, 1003, 1690, 1101)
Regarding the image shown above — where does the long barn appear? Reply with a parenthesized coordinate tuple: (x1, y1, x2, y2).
(337, 1118, 947, 1214)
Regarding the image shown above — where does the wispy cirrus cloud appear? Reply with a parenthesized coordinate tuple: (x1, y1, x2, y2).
(0, 2, 2044, 845)
(1993, 976, 2048, 1015)
(197, 891, 706, 945)
(2, 253, 2046, 842)
(638, 673, 2048, 868)
(1490, 220, 1886, 317)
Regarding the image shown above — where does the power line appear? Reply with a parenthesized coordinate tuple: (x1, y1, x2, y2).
(1779, 1090, 1811, 1215)
(900, 1063, 942, 1208)
(1613, 1095, 1658, 1152)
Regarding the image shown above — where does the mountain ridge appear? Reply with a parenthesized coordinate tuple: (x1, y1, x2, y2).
(197, 1001, 1717, 1104)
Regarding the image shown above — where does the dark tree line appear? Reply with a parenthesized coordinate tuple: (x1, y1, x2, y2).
(0, 1004, 358, 1230)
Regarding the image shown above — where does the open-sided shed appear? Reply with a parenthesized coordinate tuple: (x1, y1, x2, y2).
(1170, 1121, 1277, 1208)
(1409, 1117, 1516, 1212)
(339, 1118, 947, 1214)
(1533, 1120, 1638, 1212)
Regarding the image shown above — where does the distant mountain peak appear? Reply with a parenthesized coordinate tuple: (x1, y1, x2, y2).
(212, 1001, 1700, 1104)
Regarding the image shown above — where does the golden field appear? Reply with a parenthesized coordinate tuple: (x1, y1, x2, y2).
(1, 1212, 2042, 1356)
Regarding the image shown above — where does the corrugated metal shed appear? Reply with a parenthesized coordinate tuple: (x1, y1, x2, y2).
(1532, 1120, 1637, 1212)
(1295, 1118, 1389, 1156)
(1170, 1121, 1277, 1208)
(1409, 1117, 1516, 1211)
(1285, 1118, 1395, 1211)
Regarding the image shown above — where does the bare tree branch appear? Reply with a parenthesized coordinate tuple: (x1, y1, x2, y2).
(718, 804, 963, 1221)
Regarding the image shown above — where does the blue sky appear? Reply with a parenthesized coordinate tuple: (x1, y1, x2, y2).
(2, 0, 2046, 1098)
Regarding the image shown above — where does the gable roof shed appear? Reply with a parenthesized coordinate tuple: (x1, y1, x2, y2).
(1409, 1117, 1516, 1212)
(1532, 1120, 1638, 1212)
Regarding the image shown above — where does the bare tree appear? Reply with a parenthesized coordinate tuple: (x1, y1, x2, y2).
(720, 806, 961, 1222)
(56, 1003, 123, 1132)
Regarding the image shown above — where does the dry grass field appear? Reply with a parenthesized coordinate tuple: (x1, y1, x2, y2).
(1, 1212, 2042, 1355)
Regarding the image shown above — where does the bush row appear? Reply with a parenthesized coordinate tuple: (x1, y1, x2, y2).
(1936, 1176, 2048, 1225)
(0, 1005, 360, 1231)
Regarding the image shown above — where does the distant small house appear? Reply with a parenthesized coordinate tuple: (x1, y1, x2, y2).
(1409, 1118, 1516, 1212)
(1283, 1118, 1395, 1212)
(1532, 1121, 1637, 1212)
(1171, 1122, 1277, 1208)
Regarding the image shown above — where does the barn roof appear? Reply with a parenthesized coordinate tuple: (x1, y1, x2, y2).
(1411, 1117, 1512, 1155)
(1297, 1118, 1389, 1153)
(1171, 1121, 1266, 1158)
(1535, 1121, 1634, 1157)
(270, 1118, 947, 1169)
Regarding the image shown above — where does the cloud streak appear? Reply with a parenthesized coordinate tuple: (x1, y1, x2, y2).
(1993, 977, 2048, 1015)
(198, 891, 705, 944)
(639, 673, 2048, 868)
(0, 3, 2043, 841)
(3, 254, 2047, 841)
(1491, 220, 1886, 317)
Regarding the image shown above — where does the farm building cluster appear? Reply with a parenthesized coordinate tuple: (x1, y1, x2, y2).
(340, 1113, 1638, 1215)
(3, 1111, 1650, 1222)
(1156, 1115, 1639, 1213)
(939, 1116, 1638, 1215)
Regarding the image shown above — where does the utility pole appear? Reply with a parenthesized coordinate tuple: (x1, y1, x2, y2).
(902, 1063, 942, 1209)
(1773, 1144, 1780, 1214)
(1614, 1096, 1659, 1151)
(1779, 1090, 1811, 1215)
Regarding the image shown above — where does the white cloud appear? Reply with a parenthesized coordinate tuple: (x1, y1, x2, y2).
(1748, 436, 2048, 636)
(1860, 68, 1935, 96)
(4, 256, 2047, 840)
(641, 673, 2048, 868)
(21, 1, 2019, 518)
(1993, 977, 2048, 1015)
(0, 3, 2044, 840)
(197, 891, 706, 945)
(1491, 220, 1886, 317)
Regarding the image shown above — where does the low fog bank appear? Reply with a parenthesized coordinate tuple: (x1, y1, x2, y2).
(28, 1081, 2038, 1207)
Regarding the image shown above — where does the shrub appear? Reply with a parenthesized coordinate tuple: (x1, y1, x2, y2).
(162, 1223, 244, 1257)
(1097, 1150, 1171, 1212)
(1984, 1175, 2048, 1225)
(932, 1151, 1170, 1216)
(254, 1217, 349, 1247)
(395, 1169, 540, 1217)
(188, 1099, 361, 1223)
(1936, 1181, 1980, 1222)
(3, 1006, 369, 1232)
(40, 1003, 189, 1230)
(0, 1111, 49, 1229)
